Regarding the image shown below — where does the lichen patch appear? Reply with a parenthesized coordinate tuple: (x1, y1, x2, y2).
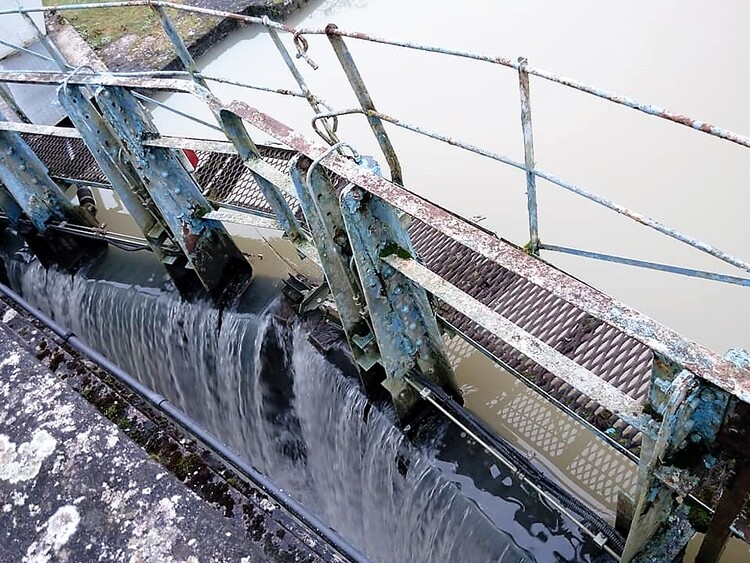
(23, 504, 80, 563)
(0, 429, 58, 484)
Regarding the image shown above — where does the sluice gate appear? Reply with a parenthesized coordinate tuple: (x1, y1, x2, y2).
(0, 2, 748, 562)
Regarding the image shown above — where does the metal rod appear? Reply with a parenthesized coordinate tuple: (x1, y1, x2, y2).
(266, 25, 339, 145)
(196, 72, 306, 97)
(541, 244, 750, 286)
(131, 91, 223, 132)
(0, 279, 370, 563)
(325, 25, 403, 184)
(19, 10, 71, 71)
(517, 57, 539, 255)
(150, 4, 208, 89)
(0, 37, 65, 66)
(4, 2, 746, 147)
(313, 108, 750, 274)
(404, 376, 622, 561)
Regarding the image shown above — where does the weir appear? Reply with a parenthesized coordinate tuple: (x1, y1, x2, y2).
(0, 2, 748, 563)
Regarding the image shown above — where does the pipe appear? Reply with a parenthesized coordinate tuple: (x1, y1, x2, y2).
(0, 280, 370, 563)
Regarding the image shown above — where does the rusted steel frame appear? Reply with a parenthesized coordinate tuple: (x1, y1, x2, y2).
(3, 69, 745, 396)
(325, 25, 403, 185)
(312, 107, 750, 274)
(404, 376, 620, 559)
(265, 25, 339, 145)
(230, 102, 750, 403)
(2, 71, 745, 275)
(542, 244, 750, 287)
(517, 57, 539, 255)
(386, 254, 643, 419)
(5, 2, 750, 147)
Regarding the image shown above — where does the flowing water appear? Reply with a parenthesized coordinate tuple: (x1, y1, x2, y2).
(4, 255, 615, 562)
(151, 0, 749, 354)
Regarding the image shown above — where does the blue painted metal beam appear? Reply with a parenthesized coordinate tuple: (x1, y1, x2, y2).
(92, 86, 252, 303)
(0, 114, 103, 269)
(57, 84, 206, 297)
(290, 154, 386, 397)
(339, 184, 461, 419)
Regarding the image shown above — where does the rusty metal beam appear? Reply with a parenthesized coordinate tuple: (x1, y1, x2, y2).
(384, 253, 643, 420)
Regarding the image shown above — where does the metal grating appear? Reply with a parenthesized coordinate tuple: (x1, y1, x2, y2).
(26, 131, 653, 447)
(407, 220, 653, 448)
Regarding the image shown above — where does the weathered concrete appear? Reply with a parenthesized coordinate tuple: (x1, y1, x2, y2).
(0, 327, 266, 561)
(0, 294, 340, 562)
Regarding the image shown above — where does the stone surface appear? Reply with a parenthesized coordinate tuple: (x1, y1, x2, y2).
(0, 326, 265, 562)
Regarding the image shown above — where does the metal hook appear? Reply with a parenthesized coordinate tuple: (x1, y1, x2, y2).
(62, 64, 97, 93)
(306, 141, 361, 190)
(293, 31, 318, 70)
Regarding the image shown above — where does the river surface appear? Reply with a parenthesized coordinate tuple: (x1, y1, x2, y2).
(151, 0, 749, 355)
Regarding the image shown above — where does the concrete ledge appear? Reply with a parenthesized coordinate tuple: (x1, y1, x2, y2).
(0, 295, 342, 562)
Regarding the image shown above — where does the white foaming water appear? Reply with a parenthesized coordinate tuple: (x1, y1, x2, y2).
(9, 260, 549, 562)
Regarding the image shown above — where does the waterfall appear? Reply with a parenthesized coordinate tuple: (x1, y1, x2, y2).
(7, 258, 611, 562)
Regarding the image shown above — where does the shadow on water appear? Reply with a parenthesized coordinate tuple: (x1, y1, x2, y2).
(3, 247, 615, 563)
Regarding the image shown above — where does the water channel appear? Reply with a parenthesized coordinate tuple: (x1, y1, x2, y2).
(151, 0, 750, 355)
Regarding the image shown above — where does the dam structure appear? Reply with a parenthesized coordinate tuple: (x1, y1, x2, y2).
(0, 2, 748, 562)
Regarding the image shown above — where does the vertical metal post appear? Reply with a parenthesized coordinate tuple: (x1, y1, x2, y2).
(267, 27, 339, 145)
(518, 57, 539, 255)
(339, 184, 460, 421)
(325, 24, 403, 185)
(150, 5, 208, 89)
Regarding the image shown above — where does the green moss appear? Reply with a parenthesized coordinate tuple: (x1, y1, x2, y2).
(379, 242, 411, 260)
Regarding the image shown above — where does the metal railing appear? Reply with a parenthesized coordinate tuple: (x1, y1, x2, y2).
(0, 5, 747, 561)
(0, 1, 748, 287)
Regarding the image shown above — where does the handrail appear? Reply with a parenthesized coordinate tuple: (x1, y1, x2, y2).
(0, 2, 746, 288)
(3, 1, 747, 147)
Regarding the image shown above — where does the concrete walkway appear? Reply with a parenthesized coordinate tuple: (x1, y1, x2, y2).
(0, 326, 269, 562)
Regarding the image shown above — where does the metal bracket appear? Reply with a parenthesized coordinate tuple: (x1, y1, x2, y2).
(340, 183, 461, 420)
(622, 356, 731, 562)
(58, 84, 207, 297)
(90, 86, 252, 303)
(290, 153, 385, 397)
(0, 114, 103, 269)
